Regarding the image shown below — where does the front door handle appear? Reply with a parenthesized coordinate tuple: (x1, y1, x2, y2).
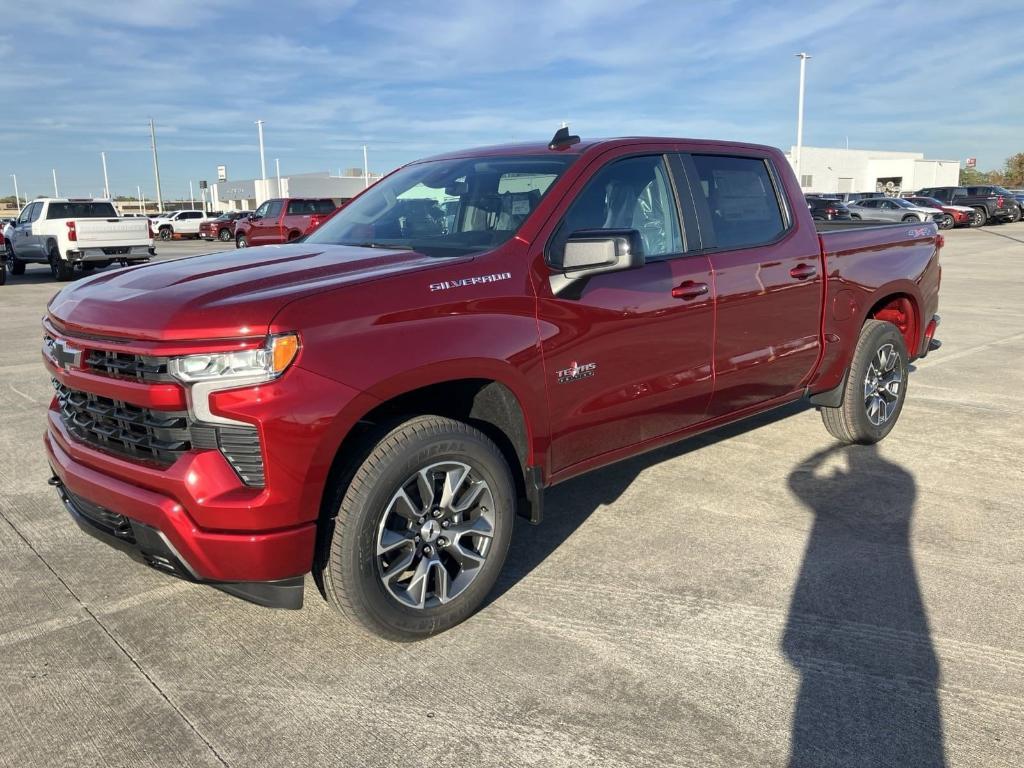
(790, 263, 818, 280)
(672, 280, 709, 300)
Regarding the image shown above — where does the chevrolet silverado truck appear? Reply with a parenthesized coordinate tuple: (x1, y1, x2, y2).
(151, 209, 209, 241)
(43, 132, 942, 640)
(9, 199, 154, 281)
(233, 197, 337, 248)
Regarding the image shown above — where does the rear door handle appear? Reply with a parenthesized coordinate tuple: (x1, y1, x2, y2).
(672, 280, 709, 300)
(790, 263, 818, 280)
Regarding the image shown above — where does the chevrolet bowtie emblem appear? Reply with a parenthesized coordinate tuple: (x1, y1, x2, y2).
(47, 338, 82, 371)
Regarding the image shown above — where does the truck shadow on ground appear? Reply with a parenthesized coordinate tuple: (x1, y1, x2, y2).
(494, 414, 945, 767)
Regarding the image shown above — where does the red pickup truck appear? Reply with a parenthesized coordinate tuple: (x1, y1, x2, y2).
(233, 197, 337, 248)
(43, 133, 941, 640)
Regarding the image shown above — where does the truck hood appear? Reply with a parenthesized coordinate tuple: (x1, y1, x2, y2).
(49, 243, 464, 342)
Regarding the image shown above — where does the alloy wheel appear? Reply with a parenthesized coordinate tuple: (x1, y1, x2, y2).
(863, 343, 903, 426)
(375, 461, 495, 609)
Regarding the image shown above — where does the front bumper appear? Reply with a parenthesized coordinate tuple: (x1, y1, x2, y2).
(46, 421, 315, 607)
(49, 471, 305, 608)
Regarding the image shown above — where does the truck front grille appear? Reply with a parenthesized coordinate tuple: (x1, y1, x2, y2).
(84, 349, 171, 382)
(54, 380, 191, 466)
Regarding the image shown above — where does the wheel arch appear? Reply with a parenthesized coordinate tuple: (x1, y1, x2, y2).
(865, 291, 920, 355)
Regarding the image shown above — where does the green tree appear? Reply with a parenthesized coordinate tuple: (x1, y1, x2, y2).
(959, 167, 989, 185)
(1003, 153, 1024, 187)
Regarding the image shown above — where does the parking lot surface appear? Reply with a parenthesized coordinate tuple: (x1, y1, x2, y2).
(1, 227, 1022, 767)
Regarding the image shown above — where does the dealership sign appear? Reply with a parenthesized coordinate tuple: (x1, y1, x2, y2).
(966, 157, 977, 168)
(217, 165, 227, 181)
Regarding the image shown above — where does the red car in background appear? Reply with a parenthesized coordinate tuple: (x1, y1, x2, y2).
(199, 211, 251, 242)
(904, 196, 975, 229)
(233, 198, 337, 248)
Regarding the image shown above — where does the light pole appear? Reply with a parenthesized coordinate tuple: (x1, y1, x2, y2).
(137, 185, 145, 216)
(794, 52, 812, 186)
(52, 169, 59, 197)
(189, 180, 195, 208)
(255, 120, 267, 180)
(101, 151, 110, 198)
(363, 145, 370, 188)
(149, 119, 164, 212)
(10, 174, 19, 209)
(275, 158, 281, 197)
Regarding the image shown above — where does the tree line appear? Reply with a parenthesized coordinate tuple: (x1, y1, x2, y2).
(960, 152, 1024, 187)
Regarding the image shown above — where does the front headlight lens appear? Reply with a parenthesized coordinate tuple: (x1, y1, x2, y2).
(169, 333, 300, 384)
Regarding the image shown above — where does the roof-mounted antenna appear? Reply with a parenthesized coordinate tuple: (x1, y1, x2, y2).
(548, 124, 580, 151)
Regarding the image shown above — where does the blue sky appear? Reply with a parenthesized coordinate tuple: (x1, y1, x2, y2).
(2, 0, 1021, 200)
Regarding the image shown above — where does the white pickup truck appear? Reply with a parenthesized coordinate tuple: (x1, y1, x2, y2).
(149, 209, 209, 240)
(6, 198, 153, 281)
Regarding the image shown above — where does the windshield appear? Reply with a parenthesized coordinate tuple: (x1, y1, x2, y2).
(305, 154, 575, 257)
(891, 198, 914, 208)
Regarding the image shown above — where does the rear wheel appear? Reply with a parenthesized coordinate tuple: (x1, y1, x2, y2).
(972, 207, 987, 227)
(218, 228, 232, 241)
(319, 415, 515, 641)
(820, 320, 909, 444)
(48, 243, 73, 281)
(939, 214, 955, 230)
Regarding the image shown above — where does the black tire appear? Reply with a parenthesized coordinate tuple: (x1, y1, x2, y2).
(48, 243, 73, 281)
(820, 320, 909, 445)
(1008, 206, 1022, 224)
(7, 243, 25, 275)
(901, 214, 917, 222)
(319, 415, 515, 641)
(218, 228, 232, 241)
(236, 234, 248, 248)
(939, 214, 955, 230)
(0, 259, 6, 286)
(972, 207, 987, 227)
(159, 226, 173, 241)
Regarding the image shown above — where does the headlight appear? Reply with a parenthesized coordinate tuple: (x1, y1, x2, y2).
(169, 333, 299, 384)
(168, 333, 300, 426)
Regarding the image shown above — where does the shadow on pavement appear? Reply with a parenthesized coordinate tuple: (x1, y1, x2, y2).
(490, 401, 808, 603)
(784, 443, 945, 767)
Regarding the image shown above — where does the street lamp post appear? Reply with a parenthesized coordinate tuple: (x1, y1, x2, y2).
(52, 169, 59, 197)
(794, 52, 812, 186)
(101, 151, 110, 199)
(363, 145, 369, 188)
(255, 120, 267, 180)
(137, 185, 144, 216)
(150, 119, 164, 212)
(275, 158, 281, 197)
(10, 174, 19, 209)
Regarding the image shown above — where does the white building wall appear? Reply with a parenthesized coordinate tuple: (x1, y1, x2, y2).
(788, 147, 959, 195)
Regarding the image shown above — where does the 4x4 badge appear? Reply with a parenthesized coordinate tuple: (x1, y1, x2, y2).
(556, 361, 596, 384)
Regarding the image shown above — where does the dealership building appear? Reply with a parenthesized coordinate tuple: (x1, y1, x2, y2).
(210, 170, 384, 211)
(785, 146, 960, 196)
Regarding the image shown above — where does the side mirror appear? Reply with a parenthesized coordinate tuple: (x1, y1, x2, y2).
(549, 229, 643, 296)
(248, 213, 260, 221)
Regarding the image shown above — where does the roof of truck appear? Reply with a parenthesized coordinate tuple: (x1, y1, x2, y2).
(416, 136, 780, 164)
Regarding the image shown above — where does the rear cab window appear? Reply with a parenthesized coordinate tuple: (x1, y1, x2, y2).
(687, 154, 788, 249)
(47, 202, 118, 219)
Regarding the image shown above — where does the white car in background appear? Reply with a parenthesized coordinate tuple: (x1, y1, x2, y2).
(6, 198, 153, 281)
(149, 209, 210, 240)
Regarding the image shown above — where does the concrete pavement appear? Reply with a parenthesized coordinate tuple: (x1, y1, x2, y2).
(1, 225, 1022, 767)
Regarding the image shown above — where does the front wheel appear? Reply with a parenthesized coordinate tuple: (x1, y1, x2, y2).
(235, 234, 248, 248)
(939, 214, 955, 230)
(319, 415, 515, 641)
(972, 207, 987, 227)
(7, 243, 25, 275)
(901, 215, 917, 222)
(1008, 206, 1022, 224)
(159, 227, 173, 241)
(820, 320, 909, 444)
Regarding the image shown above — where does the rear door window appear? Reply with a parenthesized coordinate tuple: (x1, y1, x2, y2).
(688, 154, 787, 249)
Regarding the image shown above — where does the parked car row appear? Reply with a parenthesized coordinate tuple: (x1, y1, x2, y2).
(806, 184, 1023, 230)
